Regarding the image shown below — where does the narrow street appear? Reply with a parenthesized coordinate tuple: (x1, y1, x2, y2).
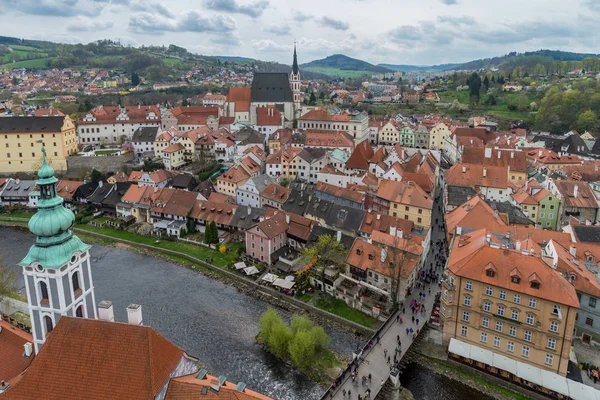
(327, 174, 448, 400)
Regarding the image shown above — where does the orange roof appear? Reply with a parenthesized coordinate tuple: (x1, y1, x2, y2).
(241, 157, 261, 176)
(299, 109, 351, 122)
(532, 188, 552, 203)
(346, 238, 419, 279)
(227, 88, 251, 112)
(149, 170, 173, 183)
(171, 106, 220, 126)
(256, 106, 282, 126)
(150, 188, 197, 217)
(190, 199, 237, 225)
(255, 211, 288, 238)
(121, 185, 146, 204)
(549, 241, 600, 298)
(0, 321, 34, 385)
(526, 148, 581, 165)
(109, 172, 129, 183)
(305, 131, 354, 148)
(448, 229, 579, 308)
(376, 179, 433, 209)
(34, 108, 64, 117)
(452, 127, 496, 143)
(243, 145, 266, 161)
(370, 230, 423, 256)
(207, 192, 234, 204)
(345, 140, 374, 170)
(156, 131, 174, 142)
(555, 181, 598, 210)
(511, 188, 538, 205)
(446, 164, 509, 189)
(165, 372, 272, 400)
(260, 183, 290, 204)
(217, 166, 251, 184)
(55, 180, 83, 202)
(455, 135, 484, 148)
(128, 171, 144, 183)
(163, 143, 185, 153)
(316, 181, 364, 204)
(79, 105, 160, 125)
(286, 212, 315, 241)
(462, 147, 527, 173)
(445, 196, 509, 234)
(360, 210, 414, 237)
(4, 317, 184, 400)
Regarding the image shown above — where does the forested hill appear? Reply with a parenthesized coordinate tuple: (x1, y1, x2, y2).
(455, 50, 600, 71)
(301, 54, 393, 73)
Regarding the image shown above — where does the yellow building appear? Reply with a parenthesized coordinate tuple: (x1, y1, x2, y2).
(281, 147, 302, 181)
(378, 121, 400, 144)
(429, 122, 451, 150)
(376, 179, 433, 227)
(216, 166, 251, 197)
(441, 229, 579, 376)
(161, 143, 186, 171)
(511, 188, 539, 223)
(0, 116, 77, 173)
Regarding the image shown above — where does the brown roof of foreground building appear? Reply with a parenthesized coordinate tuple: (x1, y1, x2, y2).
(345, 140, 374, 170)
(190, 199, 237, 225)
(299, 109, 352, 122)
(451, 127, 496, 143)
(448, 229, 579, 308)
(445, 196, 509, 235)
(260, 183, 290, 204)
(217, 166, 251, 184)
(316, 181, 364, 204)
(511, 188, 538, 205)
(255, 211, 288, 238)
(462, 147, 527, 173)
(554, 181, 598, 210)
(446, 164, 508, 189)
(376, 179, 433, 209)
(4, 317, 184, 400)
(305, 131, 354, 148)
(360, 210, 414, 237)
(0, 321, 34, 386)
(346, 238, 419, 279)
(150, 188, 197, 217)
(165, 372, 273, 400)
(55, 180, 83, 202)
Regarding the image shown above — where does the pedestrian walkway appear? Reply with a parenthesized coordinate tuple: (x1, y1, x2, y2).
(325, 180, 448, 400)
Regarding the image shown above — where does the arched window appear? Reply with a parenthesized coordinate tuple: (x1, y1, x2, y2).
(75, 305, 84, 318)
(39, 281, 49, 304)
(44, 316, 53, 333)
(72, 271, 81, 295)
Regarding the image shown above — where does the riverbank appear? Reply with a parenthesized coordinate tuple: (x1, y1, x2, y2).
(0, 219, 376, 336)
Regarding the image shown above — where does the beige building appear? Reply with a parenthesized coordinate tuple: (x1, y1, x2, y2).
(378, 121, 400, 145)
(298, 109, 369, 143)
(429, 122, 451, 150)
(0, 116, 77, 173)
(216, 166, 251, 197)
(441, 229, 579, 376)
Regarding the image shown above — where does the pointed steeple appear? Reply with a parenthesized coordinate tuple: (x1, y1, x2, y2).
(19, 147, 90, 270)
(292, 41, 299, 75)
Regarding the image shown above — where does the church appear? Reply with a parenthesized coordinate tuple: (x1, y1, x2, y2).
(227, 44, 303, 128)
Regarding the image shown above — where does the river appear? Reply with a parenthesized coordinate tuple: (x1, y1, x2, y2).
(1, 227, 490, 400)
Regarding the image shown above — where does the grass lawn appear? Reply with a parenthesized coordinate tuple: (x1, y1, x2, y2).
(1, 212, 34, 219)
(95, 149, 120, 155)
(300, 293, 379, 329)
(1, 57, 55, 68)
(9, 45, 46, 52)
(304, 66, 372, 78)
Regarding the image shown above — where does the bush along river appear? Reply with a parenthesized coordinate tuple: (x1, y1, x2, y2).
(1, 227, 492, 400)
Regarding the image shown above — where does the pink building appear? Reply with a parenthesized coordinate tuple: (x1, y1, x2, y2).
(245, 211, 288, 265)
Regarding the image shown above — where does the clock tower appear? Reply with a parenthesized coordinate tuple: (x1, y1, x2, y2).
(19, 147, 98, 353)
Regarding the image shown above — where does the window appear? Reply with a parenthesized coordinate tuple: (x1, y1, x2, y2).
(480, 332, 488, 343)
(44, 316, 53, 333)
(531, 281, 540, 289)
(462, 311, 470, 322)
(511, 276, 520, 284)
(463, 296, 471, 306)
(485, 287, 493, 296)
(405, 206, 409, 211)
(461, 326, 468, 336)
(443, 290, 447, 301)
(509, 326, 517, 337)
(552, 305, 561, 316)
(511, 310, 519, 320)
(547, 338, 556, 350)
(494, 336, 501, 348)
(483, 302, 491, 312)
(449, 293, 453, 303)
(545, 354, 554, 366)
(482, 317, 490, 329)
(72, 272, 81, 295)
(540, 213, 545, 219)
(528, 298, 537, 308)
(550, 321, 559, 333)
(522, 346, 530, 358)
(524, 331, 532, 342)
(465, 281, 472, 290)
(76, 305, 84, 318)
(486, 269, 495, 278)
(590, 297, 597, 308)
(586, 317, 594, 327)
(450, 276, 455, 286)
(513, 294, 521, 304)
(507, 341, 514, 353)
(497, 305, 505, 316)
(39, 281, 49, 304)
(499, 290, 506, 300)
(495, 321, 503, 332)
(526, 314, 534, 325)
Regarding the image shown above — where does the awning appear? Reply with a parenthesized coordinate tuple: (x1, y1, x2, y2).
(470, 345, 493, 366)
(448, 338, 470, 359)
(273, 278, 296, 290)
(540, 370, 569, 397)
(234, 262, 247, 270)
(262, 273, 278, 283)
(568, 379, 598, 400)
(516, 361, 542, 386)
(284, 275, 295, 282)
(492, 353, 517, 375)
(244, 266, 260, 275)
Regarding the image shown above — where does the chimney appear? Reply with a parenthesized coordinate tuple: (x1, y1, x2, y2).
(484, 147, 492, 158)
(486, 234, 491, 243)
(23, 342, 33, 357)
(574, 184, 578, 198)
(285, 213, 290, 224)
(126, 304, 143, 325)
(511, 151, 515, 159)
(456, 226, 462, 235)
(337, 230, 342, 242)
(397, 229, 403, 238)
(483, 167, 487, 177)
(538, 150, 542, 157)
(98, 300, 114, 322)
(210, 378, 221, 393)
(516, 240, 522, 251)
(570, 245, 577, 257)
(390, 225, 397, 237)
(498, 151, 501, 159)
(462, 166, 466, 173)
(381, 247, 388, 263)
(529, 248, 534, 256)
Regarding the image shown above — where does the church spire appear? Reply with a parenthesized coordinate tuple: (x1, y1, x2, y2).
(292, 41, 299, 75)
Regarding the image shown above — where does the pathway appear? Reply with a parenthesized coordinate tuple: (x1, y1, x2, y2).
(326, 175, 448, 400)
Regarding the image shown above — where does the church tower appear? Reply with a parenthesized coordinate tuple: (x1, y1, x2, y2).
(290, 42, 302, 112)
(19, 147, 97, 353)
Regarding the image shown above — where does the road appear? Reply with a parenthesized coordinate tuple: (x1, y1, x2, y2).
(327, 174, 448, 400)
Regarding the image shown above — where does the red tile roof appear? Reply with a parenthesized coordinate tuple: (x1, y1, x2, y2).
(462, 147, 527, 173)
(4, 317, 184, 400)
(0, 321, 34, 385)
(256, 106, 282, 126)
(165, 372, 272, 400)
(299, 109, 351, 122)
(315, 181, 364, 204)
(260, 183, 290, 204)
(164, 143, 185, 153)
(217, 166, 251, 184)
(445, 196, 509, 235)
(190, 199, 237, 225)
(446, 164, 509, 189)
(376, 179, 433, 209)
(360, 210, 414, 237)
(345, 140, 373, 170)
(55, 180, 83, 202)
(255, 211, 288, 238)
(79, 105, 160, 125)
(346, 238, 419, 279)
(555, 181, 598, 210)
(305, 131, 354, 148)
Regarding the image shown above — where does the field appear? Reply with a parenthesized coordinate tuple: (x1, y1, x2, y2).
(304, 66, 373, 78)
(95, 149, 120, 155)
(0, 57, 54, 69)
(0, 44, 50, 66)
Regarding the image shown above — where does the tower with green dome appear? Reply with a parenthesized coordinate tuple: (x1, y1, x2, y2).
(19, 147, 98, 353)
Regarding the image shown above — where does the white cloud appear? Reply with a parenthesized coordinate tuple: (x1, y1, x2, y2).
(67, 17, 114, 31)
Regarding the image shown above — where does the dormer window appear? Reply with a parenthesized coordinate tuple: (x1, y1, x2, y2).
(368, 254, 374, 261)
(511, 276, 520, 284)
(486, 269, 495, 278)
(356, 249, 362, 256)
(530, 281, 540, 289)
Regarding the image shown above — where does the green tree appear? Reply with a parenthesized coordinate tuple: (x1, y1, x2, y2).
(575, 110, 599, 134)
(517, 92, 529, 112)
(309, 325, 330, 352)
(467, 72, 481, 100)
(268, 319, 292, 359)
(483, 75, 490, 91)
(258, 308, 281, 344)
(309, 92, 317, 105)
(290, 314, 313, 335)
(84, 99, 94, 112)
(204, 221, 218, 244)
(0, 256, 17, 305)
(280, 178, 289, 187)
(289, 330, 316, 369)
(300, 234, 347, 280)
(131, 72, 140, 86)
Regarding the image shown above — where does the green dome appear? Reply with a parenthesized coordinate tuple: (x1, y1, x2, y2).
(28, 205, 75, 237)
(37, 160, 55, 180)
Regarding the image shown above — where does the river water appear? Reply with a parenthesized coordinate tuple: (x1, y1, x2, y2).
(1, 227, 488, 400)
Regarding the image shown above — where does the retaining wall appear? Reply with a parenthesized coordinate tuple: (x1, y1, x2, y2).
(67, 153, 135, 174)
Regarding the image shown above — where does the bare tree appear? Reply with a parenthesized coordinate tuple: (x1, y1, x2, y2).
(0, 256, 17, 307)
(385, 231, 421, 307)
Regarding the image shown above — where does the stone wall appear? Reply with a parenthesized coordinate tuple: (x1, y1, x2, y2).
(67, 153, 135, 174)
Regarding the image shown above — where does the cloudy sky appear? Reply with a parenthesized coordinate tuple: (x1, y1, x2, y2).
(0, 0, 598, 66)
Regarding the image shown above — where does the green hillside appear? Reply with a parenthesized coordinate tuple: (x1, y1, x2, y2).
(301, 54, 393, 76)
